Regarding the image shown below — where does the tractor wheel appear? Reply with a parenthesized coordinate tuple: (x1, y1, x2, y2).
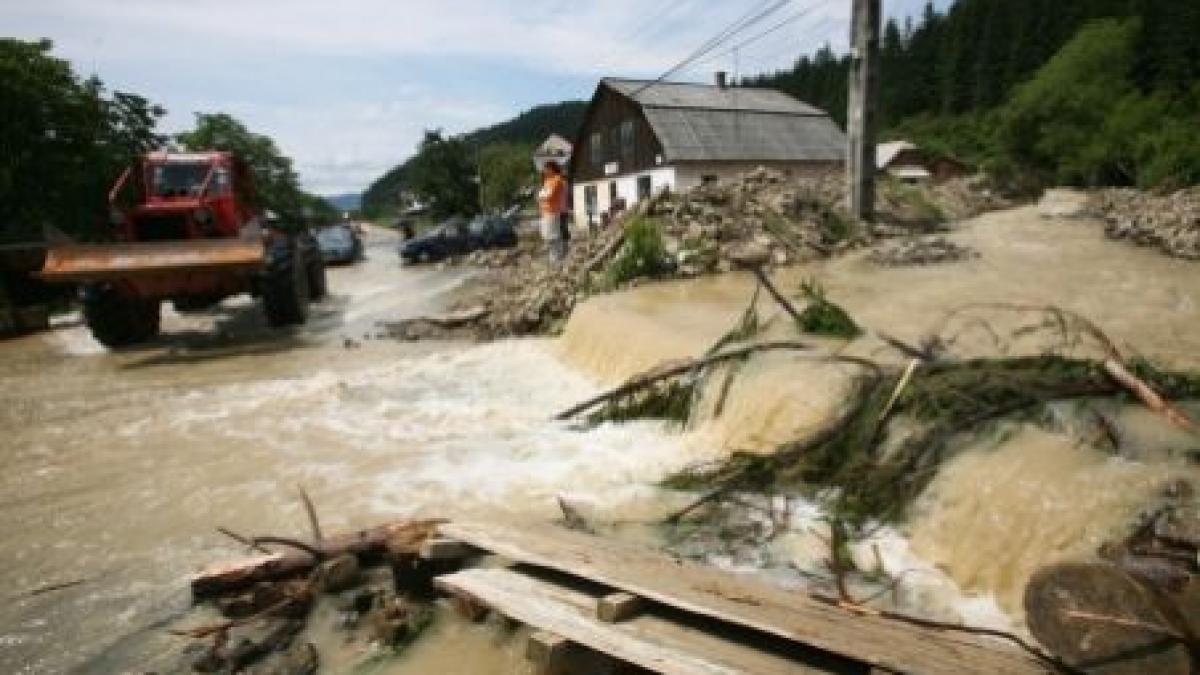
(262, 237, 310, 327)
(307, 250, 328, 301)
(83, 285, 161, 348)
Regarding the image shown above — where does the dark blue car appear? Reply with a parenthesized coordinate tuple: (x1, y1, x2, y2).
(316, 224, 364, 265)
(399, 212, 517, 264)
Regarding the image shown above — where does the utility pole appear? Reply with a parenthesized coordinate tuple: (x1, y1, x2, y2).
(846, 0, 881, 222)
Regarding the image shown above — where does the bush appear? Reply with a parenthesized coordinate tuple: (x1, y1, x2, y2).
(605, 216, 670, 287)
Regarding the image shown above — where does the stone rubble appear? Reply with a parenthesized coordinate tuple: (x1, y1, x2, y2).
(381, 167, 1011, 342)
(867, 236, 980, 267)
(1088, 187, 1200, 260)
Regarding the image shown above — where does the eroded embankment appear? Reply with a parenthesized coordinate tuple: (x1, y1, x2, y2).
(556, 202, 1200, 622)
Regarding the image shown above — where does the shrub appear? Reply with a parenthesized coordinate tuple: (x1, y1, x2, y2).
(605, 216, 670, 287)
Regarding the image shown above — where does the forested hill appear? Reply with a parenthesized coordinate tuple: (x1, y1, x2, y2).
(361, 100, 586, 216)
(462, 101, 587, 148)
(747, 0, 1200, 189)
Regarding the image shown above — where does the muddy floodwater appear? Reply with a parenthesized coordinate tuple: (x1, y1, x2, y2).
(2, 207, 1200, 673)
(0, 228, 696, 672)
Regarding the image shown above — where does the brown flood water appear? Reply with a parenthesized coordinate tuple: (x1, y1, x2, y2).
(561, 201, 1200, 621)
(0, 228, 697, 673)
(2, 205, 1199, 671)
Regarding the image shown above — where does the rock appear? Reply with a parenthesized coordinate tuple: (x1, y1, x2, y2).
(368, 598, 413, 645)
(314, 554, 360, 594)
(256, 642, 319, 675)
(724, 242, 771, 269)
(867, 236, 979, 267)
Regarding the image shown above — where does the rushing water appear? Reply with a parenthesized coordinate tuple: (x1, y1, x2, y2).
(2, 206, 1199, 672)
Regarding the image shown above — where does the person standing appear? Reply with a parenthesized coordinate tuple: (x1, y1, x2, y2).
(538, 161, 568, 264)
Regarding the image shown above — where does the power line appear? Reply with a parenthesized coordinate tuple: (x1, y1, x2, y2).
(625, 0, 698, 44)
(695, 0, 832, 69)
(629, 0, 794, 97)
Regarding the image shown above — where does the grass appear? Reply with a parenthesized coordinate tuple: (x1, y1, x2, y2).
(605, 216, 670, 287)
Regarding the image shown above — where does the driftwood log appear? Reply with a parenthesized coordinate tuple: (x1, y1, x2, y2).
(554, 341, 813, 421)
(1025, 561, 1192, 675)
(191, 520, 443, 599)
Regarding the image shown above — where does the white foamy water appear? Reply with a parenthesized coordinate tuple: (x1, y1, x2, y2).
(0, 332, 717, 672)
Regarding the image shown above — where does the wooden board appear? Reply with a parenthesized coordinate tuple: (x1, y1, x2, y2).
(436, 567, 834, 675)
(439, 522, 1050, 675)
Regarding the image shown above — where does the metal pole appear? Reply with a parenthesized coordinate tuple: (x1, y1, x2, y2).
(847, 0, 880, 222)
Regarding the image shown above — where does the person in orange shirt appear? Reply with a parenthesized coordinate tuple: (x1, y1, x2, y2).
(537, 161, 568, 264)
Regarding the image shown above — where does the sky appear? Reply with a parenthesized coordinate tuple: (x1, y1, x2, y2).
(4, 0, 951, 196)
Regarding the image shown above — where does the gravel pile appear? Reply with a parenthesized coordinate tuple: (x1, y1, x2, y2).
(1089, 188, 1200, 260)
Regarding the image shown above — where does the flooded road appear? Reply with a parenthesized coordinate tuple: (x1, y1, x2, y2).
(0, 228, 699, 673)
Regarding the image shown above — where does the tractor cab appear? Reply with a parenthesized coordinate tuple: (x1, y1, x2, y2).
(110, 151, 259, 242)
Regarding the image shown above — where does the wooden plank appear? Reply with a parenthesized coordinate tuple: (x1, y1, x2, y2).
(437, 567, 833, 675)
(526, 630, 574, 675)
(439, 522, 1050, 675)
(598, 591, 645, 623)
(419, 537, 478, 560)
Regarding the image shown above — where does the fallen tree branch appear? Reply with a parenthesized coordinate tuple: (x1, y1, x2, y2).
(217, 527, 273, 555)
(554, 341, 813, 421)
(191, 520, 444, 598)
(252, 536, 324, 562)
(26, 578, 87, 597)
(297, 486, 323, 543)
(1104, 359, 1195, 431)
(749, 267, 804, 325)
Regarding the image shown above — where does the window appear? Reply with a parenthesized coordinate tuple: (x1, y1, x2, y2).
(583, 185, 598, 214)
(620, 119, 636, 160)
(210, 168, 231, 196)
(607, 126, 621, 167)
(151, 162, 209, 197)
(608, 181, 617, 204)
(637, 174, 652, 201)
(590, 132, 603, 167)
(701, 174, 719, 186)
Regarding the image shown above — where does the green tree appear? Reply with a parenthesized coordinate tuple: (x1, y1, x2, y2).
(175, 113, 336, 224)
(0, 38, 164, 242)
(479, 143, 535, 211)
(406, 130, 480, 219)
(996, 19, 1139, 186)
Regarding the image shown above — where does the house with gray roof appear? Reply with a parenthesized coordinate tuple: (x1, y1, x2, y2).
(567, 75, 846, 227)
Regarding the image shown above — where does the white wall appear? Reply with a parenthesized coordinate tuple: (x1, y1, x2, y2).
(570, 161, 842, 229)
(572, 167, 676, 229)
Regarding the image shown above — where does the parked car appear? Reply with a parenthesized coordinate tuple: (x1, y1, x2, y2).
(316, 223, 364, 264)
(399, 211, 517, 264)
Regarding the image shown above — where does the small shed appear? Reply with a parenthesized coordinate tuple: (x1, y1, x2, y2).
(877, 140, 969, 183)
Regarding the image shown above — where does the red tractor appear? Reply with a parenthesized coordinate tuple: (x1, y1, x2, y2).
(39, 151, 326, 347)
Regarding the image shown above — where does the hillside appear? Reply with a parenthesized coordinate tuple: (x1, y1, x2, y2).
(324, 192, 361, 212)
(747, 0, 1200, 190)
(362, 100, 586, 217)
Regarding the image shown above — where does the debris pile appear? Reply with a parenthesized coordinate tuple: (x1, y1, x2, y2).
(383, 167, 1012, 341)
(867, 236, 980, 267)
(382, 221, 627, 340)
(174, 514, 444, 674)
(1089, 187, 1200, 260)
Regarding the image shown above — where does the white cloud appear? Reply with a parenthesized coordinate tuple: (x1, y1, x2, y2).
(4, 0, 948, 194)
